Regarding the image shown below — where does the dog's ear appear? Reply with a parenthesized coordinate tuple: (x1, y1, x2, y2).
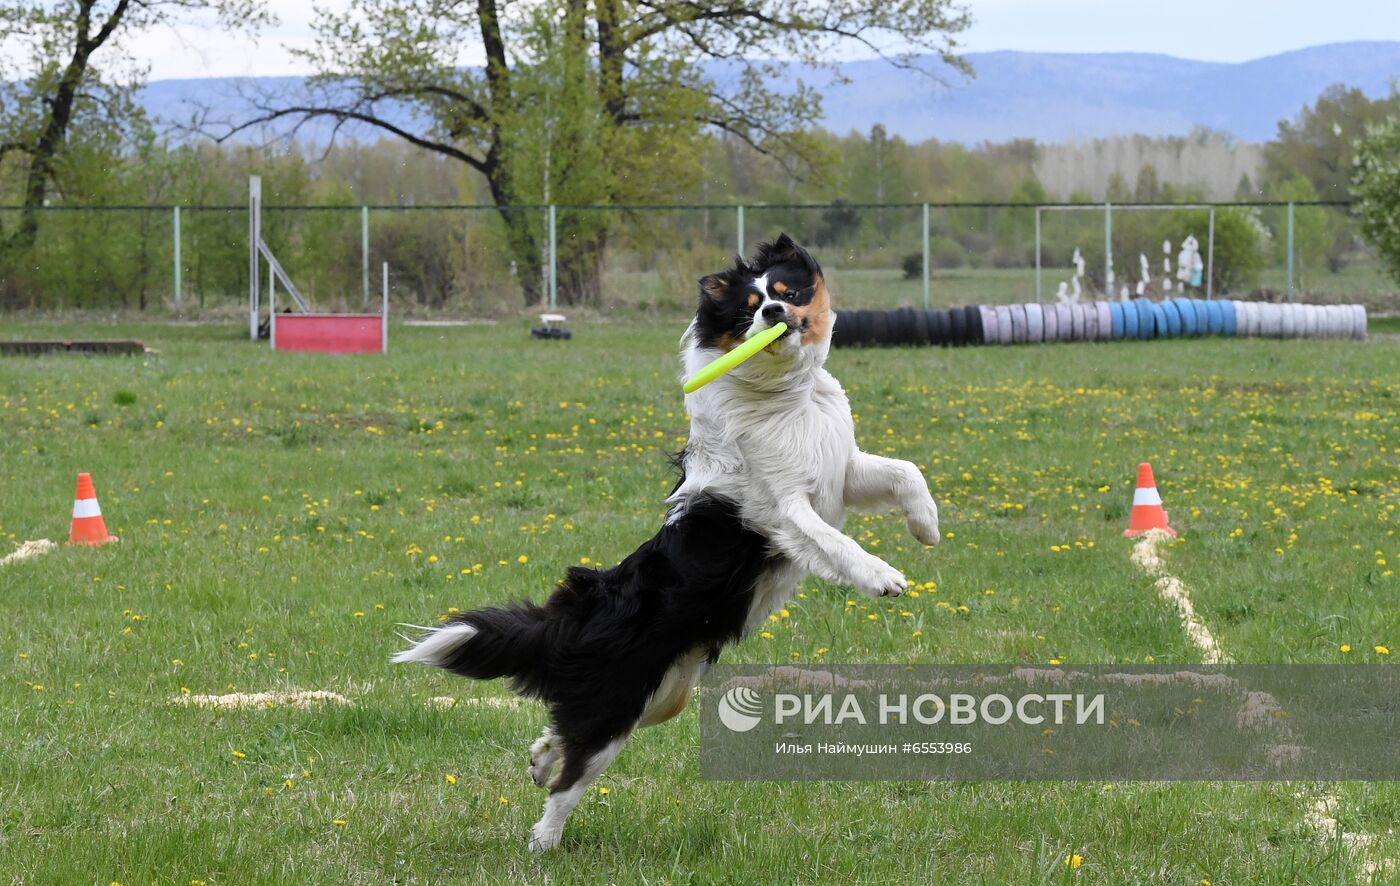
(698, 271, 731, 302)
(771, 232, 799, 257)
(752, 233, 806, 271)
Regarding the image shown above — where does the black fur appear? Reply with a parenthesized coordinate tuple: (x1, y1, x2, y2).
(436, 495, 779, 763)
(693, 233, 823, 349)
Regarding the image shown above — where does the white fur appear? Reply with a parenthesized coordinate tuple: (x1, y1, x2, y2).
(677, 306, 939, 611)
(529, 737, 626, 853)
(529, 727, 560, 788)
(390, 623, 477, 665)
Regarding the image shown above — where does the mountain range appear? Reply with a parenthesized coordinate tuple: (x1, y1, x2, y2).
(139, 41, 1400, 147)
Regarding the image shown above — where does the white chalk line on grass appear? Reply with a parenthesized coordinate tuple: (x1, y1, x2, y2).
(0, 539, 56, 568)
(1130, 530, 1393, 876)
(174, 689, 354, 709)
(1130, 530, 1230, 664)
(169, 689, 519, 712)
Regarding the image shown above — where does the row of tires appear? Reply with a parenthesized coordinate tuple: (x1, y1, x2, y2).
(831, 300, 1369, 348)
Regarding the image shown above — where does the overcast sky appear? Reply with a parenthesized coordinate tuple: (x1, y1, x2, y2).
(128, 0, 1400, 80)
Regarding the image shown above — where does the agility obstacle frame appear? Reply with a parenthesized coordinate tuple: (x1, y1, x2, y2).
(249, 176, 388, 354)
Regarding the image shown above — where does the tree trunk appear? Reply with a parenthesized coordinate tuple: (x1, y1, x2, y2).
(558, 226, 607, 306)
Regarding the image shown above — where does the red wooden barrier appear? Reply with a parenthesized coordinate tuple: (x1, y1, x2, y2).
(273, 314, 385, 354)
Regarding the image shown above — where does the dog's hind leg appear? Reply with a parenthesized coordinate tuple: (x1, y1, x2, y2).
(528, 726, 560, 788)
(528, 733, 628, 853)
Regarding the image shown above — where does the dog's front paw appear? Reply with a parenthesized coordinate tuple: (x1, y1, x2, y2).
(856, 559, 908, 598)
(906, 502, 941, 546)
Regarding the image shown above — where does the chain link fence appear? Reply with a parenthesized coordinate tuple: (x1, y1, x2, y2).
(1, 201, 1394, 316)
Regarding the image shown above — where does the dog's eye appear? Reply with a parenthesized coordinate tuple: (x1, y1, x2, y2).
(776, 284, 816, 306)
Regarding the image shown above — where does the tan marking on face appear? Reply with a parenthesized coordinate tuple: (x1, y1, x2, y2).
(747, 293, 760, 308)
(792, 276, 831, 345)
(715, 332, 739, 352)
(772, 280, 788, 294)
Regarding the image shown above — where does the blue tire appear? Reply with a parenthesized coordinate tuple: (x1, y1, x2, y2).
(1151, 302, 1169, 338)
(1134, 299, 1153, 339)
(1160, 300, 1181, 337)
(1122, 300, 1138, 338)
(1193, 300, 1213, 335)
(1174, 298, 1198, 336)
(1221, 301, 1238, 336)
(1110, 302, 1125, 339)
(1203, 300, 1223, 335)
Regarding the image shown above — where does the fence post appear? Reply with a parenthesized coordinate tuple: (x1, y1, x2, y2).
(1034, 206, 1041, 302)
(548, 204, 557, 310)
(736, 205, 745, 256)
(1103, 202, 1112, 296)
(172, 205, 182, 311)
(1286, 202, 1295, 302)
(361, 205, 369, 309)
(921, 203, 930, 309)
(249, 176, 260, 341)
(1206, 207, 1215, 299)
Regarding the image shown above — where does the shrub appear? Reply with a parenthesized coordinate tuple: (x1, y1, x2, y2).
(901, 253, 922, 280)
(1353, 118, 1400, 286)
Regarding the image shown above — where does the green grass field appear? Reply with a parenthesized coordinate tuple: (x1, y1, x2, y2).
(1, 317, 1397, 883)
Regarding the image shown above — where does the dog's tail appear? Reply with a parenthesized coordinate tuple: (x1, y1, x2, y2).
(392, 604, 549, 691)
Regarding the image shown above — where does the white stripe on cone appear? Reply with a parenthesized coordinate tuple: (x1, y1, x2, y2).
(73, 498, 102, 519)
(1132, 487, 1162, 507)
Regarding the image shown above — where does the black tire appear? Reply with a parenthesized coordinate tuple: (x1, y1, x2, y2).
(935, 309, 953, 347)
(888, 308, 907, 345)
(911, 308, 931, 345)
(901, 307, 919, 345)
(871, 310, 891, 346)
(949, 305, 967, 346)
(831, 311, 855, 347)
(530, 327, 572, 340)
(857, 310, 877, 346)
(964, 305, 983, 345)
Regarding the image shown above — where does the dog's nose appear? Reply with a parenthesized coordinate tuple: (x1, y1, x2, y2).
(761, 303, 787, 324)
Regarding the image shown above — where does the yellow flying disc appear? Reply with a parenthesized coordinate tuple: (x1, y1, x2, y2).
(683, 322, 788, 394)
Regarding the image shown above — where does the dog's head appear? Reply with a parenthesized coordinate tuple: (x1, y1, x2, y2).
(689, 233, 832, 384)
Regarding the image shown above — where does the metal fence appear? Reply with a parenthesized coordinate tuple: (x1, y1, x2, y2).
(1, 200, 1394, 316)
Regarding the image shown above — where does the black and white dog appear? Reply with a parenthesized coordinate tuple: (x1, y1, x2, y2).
(394, 234, 940, 851)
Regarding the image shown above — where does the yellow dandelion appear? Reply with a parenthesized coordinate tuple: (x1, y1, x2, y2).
(517, 555, 528, 565)
(1065, 853, 1082, 869)
(445, 774, 457, 785)
(1340, 644, 1351, 653)
(598, 786, 609, 795)
(1377, 645, 1390, 655)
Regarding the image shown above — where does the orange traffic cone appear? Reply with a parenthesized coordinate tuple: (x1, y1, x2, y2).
(69, 472, 118, 546)
(1123, 462, 1176, 537)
